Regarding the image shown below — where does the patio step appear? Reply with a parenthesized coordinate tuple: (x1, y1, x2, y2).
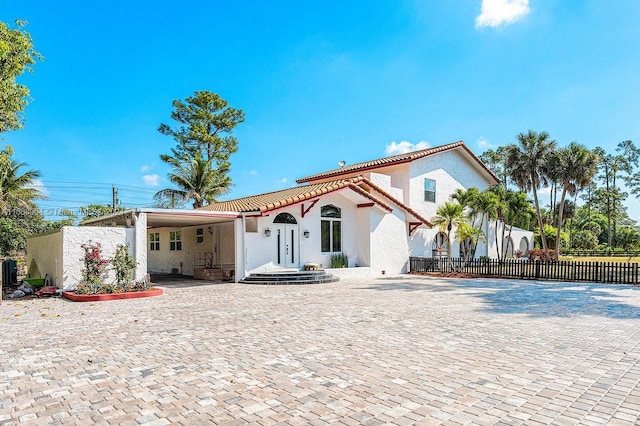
(240, 270, 339, 285)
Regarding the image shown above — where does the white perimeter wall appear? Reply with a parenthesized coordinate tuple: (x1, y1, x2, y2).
(61, 226, 133, 289)
(27, 226, 133, 289)
(26, 230, 63, 287)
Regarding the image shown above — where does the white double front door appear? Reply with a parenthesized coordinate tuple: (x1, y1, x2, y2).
(272, 212, 299, 268)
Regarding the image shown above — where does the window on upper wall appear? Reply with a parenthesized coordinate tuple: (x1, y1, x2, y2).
(196, 228, 204, 244)
(321, 205, 342, 253)
(150, 232, 160, 251)
(169, 231, 182, 251)
(424, 178, 436, 203)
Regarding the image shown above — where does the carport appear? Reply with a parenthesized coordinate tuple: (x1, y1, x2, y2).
(82, 208, 243, 282)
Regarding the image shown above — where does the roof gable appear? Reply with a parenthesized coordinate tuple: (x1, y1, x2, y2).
(200, 177, 431, 228)
(296, 141, 499, 185)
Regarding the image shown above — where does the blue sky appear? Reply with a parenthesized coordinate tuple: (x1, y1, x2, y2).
(1, 0, 640, 220)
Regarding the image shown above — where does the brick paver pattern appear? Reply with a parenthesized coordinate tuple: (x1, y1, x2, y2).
(2, 276, 640, 425)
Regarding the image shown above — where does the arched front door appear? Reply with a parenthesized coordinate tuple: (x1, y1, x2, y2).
(273, 213, 299, 268)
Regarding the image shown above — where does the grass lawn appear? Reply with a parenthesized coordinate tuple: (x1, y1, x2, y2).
(559, 256, 640, 263)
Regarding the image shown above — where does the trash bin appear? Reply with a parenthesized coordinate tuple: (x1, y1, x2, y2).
(2, 260, 17, 286)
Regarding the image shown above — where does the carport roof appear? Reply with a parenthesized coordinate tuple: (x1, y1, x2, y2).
(81, 208, 240, 228)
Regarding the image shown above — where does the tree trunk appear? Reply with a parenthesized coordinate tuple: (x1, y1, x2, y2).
(532, 184, 549, 252)
(555, 187, 568, 259)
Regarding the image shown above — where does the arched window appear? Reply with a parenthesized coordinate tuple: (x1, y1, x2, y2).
(273, 212, 297, 224)
(432, 232, 448, 258)
(321, 205, 341, 252)
(519, 237, 529, 257)
(503, 236, 514, 258)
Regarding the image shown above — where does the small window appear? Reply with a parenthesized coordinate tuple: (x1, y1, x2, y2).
(150, 232, 160, 251)
(169, 231, 182, 251)
(424, 178, 436, 203)
(196, 228, 204, 244)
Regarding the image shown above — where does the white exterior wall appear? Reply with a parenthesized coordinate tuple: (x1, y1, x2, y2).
(61, 226, 132, 289)
(26, 230, 64, 287)
(369, 207, 410, 274)
(406, 150, 497, 259)
(147, 222, 236, 276)
(244, 192, 374, 275)
(408, 150, 491, 220)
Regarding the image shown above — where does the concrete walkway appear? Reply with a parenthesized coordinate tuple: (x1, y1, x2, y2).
(1, 276, 640, 425)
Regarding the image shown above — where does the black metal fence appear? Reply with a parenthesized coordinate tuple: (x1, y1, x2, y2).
(409, 257, 640, 285)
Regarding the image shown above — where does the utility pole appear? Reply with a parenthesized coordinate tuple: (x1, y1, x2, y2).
(112, 186, 119, 213)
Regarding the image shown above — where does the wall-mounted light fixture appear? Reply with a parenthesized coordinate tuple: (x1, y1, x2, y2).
(264, 228, 271, 237)
(303, 230, 310, 238)
(207, 226, 213, 235)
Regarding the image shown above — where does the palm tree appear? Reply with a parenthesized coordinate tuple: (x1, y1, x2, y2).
(469, 190, 500, 257)
(0, 145, 43, 211)
(456, 222, 486, 263)
(548, 143, 598, 258)
(431, 201, 465, 271)
(505, 130, 557, 253)
(154, 150, 231, 209)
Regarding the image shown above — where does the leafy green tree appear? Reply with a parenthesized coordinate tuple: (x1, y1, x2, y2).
(547, 143, 598, 258)
(157, 91, 244, 208)
(505, 130, 557, 253)
(480, 146, 509, 188)
(80, 204, 119, 221)
(593, 144, 632, 248)
(615, 226, 640, 251)
(158, 90, 244, 164)
(0, 20, 42, 133)
(571, 229, 598, 250)
(431, 201, 465, 270)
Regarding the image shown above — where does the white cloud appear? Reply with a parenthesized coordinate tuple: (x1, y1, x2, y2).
(475, 0, 530, 29)
(140, 163, 155, 172)
(280, 178, 288, 184)
(27, 179, 50, 197)
(249, 170, 258, 175)
(142, 174, 160, 186)
(385, 140, 430, 156)
(476, 136, 496, 150)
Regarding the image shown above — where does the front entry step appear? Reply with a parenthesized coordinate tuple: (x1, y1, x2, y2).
(240, 270, 339, 285)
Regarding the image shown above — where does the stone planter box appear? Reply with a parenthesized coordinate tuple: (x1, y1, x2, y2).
(62, 287, 163, 302)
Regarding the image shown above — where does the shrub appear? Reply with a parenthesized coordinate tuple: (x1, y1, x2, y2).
(330, 253, 348, 268)
(76, 241, 109, 294)
(76, 241, 141, 294)
(112, 243, 136, 285)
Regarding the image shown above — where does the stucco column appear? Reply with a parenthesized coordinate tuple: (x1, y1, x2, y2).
(234, 217, 244, 282)
(134, 212, 148, 281)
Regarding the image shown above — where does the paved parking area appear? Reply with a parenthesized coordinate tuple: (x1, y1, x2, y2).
(2, 275, 640, 425)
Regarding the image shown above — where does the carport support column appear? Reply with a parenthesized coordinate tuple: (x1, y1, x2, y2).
(134, 212, 148, 281)
(235, 217, 244, 283)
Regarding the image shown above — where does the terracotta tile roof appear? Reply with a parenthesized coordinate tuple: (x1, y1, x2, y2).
(296, 141, 499, 184)
(354, 178, 432, 227)
(200, 177, 393, 214)
(199, 177, 431, 229)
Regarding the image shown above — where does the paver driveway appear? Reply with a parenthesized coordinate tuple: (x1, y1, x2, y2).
(2, 275, 640, 425)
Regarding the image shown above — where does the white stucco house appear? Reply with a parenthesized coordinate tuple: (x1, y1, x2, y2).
(26, 141, 533, 288)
